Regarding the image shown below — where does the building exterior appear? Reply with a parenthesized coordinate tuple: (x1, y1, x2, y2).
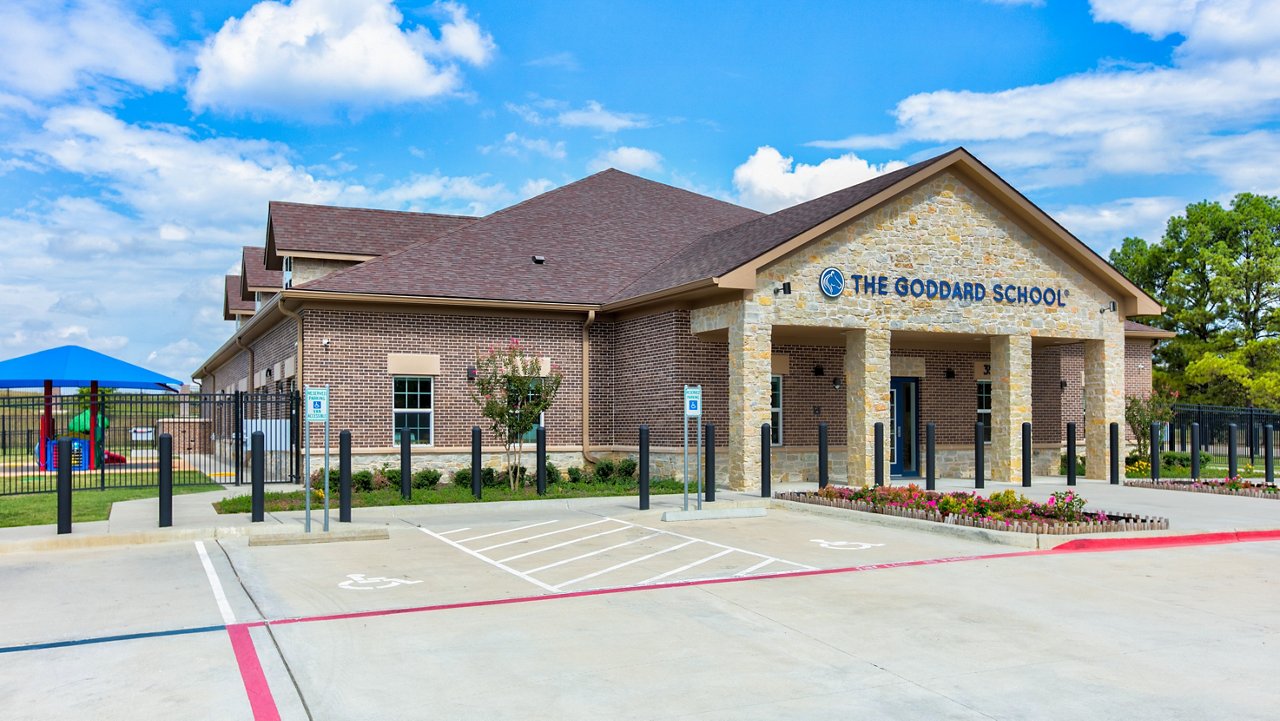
(195, 148, 1172, 488)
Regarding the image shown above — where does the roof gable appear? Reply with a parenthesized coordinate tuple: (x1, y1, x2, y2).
(224, 275, 254, 320)
(265, 201, 479, 270)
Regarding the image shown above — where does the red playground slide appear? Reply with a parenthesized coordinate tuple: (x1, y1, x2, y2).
(104, 451, 126, 465)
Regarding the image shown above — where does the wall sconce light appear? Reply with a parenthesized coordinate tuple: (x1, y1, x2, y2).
(832, 376, 843, 390)
(532, 255, 546, 265)
(812, 364, 825, 377)
(466, 365, 477, 382)
(944, 368, 956, 379)
(321, 338, 330, 348)
(1099, 300, 1117, 314)
(1060, 379, 1069, 390)
(773, 281, 792, 295)
(265, 368, 273, 379)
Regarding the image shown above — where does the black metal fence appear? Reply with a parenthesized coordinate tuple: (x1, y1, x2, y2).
(1170, 403, 1280, 464)
(0, 391, 300, 495)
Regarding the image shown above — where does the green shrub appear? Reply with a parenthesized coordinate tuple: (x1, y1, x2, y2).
(412, 469, 441, 489)
(452, 468, 471, 486)
(616, 457, 638, 478)
(567, 466, 584, 483)
(1159, 451, 1213, 468)
(594, 459, 615, 480)
(482, 467, 499, 487)
(371, 469, 394, 491)
(1058, 454, 1086, 474)
(497, 466, 527, 487)
(451, 467, 499, 487)
(309, 468, 340, 484)
(382, 467, 402, 485)
(351, 470, 374, 492)
(545, 461, 562, 484)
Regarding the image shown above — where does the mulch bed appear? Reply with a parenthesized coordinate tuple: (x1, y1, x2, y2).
(1125, 479, 1279, 499)
(775, 491, 1170, 535)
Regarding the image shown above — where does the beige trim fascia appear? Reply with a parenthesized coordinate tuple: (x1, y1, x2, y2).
(281, 288, 596, 313)
(710, 151, 1164, 316)
(1124, 328, 1176, 340)
(246, 284, 281, 293)
(278, 250, 378, 262)
(193, 295, 284, 378)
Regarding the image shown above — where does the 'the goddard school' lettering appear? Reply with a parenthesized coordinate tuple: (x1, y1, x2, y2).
(846, 274, 1068, 307)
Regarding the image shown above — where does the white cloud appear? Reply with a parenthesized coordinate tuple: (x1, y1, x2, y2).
(809, 0, 1280, 193)
(188, 0, 496, 117)
(732, 146, 907, 213)
(519, 178, 557, 198)
(481, 132, 566, 160)
(1051, 196, 1185, 252)
(526, 52, 579, 70)
(0, 321, 128, 354)
(0, 0, 176, 99)
(50, 291, 106, 317)
(588, 146, 663, 174)
(507, 99, 650, 132)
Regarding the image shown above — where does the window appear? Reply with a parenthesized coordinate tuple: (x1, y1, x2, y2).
(977, 381, 992, 443)
(282, 257, 293, 289)
(770, 375, 783, 446)
(393, 376, 433, 445)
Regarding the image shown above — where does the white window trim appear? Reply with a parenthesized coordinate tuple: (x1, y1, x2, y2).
(771, 375, 783, 446)
(393, 375, 434, 446)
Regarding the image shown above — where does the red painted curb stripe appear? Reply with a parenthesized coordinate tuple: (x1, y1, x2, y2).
(1052, 529, 1280, 552)
(226, 624, 281, 721)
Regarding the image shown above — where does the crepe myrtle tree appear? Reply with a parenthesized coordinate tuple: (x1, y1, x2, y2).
(468, 338, 563, 490)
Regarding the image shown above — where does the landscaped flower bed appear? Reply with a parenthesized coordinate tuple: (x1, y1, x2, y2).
(777, 485, 1168, 534)
(1125, 476, 1279, 499)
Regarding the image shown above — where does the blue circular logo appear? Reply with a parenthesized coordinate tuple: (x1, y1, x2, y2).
(819, 267, 845, 298)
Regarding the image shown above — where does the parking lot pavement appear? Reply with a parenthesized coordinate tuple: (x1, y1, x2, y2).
(4, 501, 1280, 720)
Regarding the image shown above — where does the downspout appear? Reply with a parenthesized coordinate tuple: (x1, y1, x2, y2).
(234, 334, 254, 396)
(581, 309, 599, 466)
(278, 298, 303, 390)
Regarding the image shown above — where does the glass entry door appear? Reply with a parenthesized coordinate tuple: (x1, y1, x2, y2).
(890, 377, 919, 476)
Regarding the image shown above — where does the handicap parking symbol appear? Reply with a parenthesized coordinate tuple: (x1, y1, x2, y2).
(809, 539, 885, 550)
(338, 573, 423, 590)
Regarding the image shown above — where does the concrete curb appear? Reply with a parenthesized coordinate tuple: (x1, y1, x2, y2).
(248, 527, 390, 546)
(660, 507, 767, 522)
(0, 523, 394, 554)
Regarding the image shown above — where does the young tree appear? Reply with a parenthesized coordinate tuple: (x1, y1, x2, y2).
(468, 338, 563, 490)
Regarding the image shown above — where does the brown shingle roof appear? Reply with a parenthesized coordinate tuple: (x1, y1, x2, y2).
(224, 275, 254, 320)
(266, 201, 478, 269)
(241, 247, 281, 300)
(1124, 319, 1175, 338)
(609, 150, 958, 302)
(299, 170, 764, 304)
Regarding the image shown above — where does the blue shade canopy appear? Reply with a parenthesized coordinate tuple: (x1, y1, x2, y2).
(0, 345, 182, 391)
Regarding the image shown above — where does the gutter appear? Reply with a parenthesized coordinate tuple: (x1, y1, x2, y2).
(581, 309, 598, 466)
(234, 334, 254, 395)
(278, 298, 303, 390)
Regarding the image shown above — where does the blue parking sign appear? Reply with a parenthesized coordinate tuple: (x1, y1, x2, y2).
(684, 386, 702, 418)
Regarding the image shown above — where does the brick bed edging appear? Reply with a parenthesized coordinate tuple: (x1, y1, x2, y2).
(774, 492, 1170, 535)
(1125, 480, 1280, 500)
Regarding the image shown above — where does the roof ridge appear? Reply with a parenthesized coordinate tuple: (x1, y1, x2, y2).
(268, 199, 480, 221)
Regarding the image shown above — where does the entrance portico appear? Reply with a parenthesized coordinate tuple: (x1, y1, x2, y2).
(693, 151, 1151, 490)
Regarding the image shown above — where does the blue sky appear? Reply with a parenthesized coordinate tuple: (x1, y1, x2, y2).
(1, 0, 1278, 383)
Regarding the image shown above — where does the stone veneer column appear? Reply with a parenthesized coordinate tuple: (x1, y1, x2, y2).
(845, 328, 891, 487)
(727, 300, 771, 490)
(1084, 324, 1125, 480)
(990, 334, 1032, 483)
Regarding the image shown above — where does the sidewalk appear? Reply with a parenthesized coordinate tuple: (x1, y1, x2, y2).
(1, 475, 1277, 553)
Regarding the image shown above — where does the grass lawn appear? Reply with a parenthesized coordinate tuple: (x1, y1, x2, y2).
(1, 470, 212, 493)
(1131, 463, 1270, 480)
(215, 478, 692, 514)
(0, 481, 226, 528)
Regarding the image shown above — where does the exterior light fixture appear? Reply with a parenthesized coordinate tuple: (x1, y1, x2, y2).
(832, 376, 843, 390)
(944, 368, 956, 379)
(466, 365, 477, 382)
(532, 255, 546, 264)
(774, 282, 792, 295)
(1060, 379, 1069, 390)
(813, 364, 825, 377)
(1099, 300, 1117, 314)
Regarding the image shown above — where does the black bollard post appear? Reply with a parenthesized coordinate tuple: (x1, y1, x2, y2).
(400, 423, 411, 500)
(975, 421, 985, 489)
(1066, 422, 1077, 487)
(57, 438, 71, 534)
(925, 423, 936, 491)
(1168, 422, 1175, 453)
(251, 431, 265, 522)
(1180, 422, 1187, 453)
(874, 422, 885, 487)
(158, 433, 173, 528)
(536, 426, 547, 496)
(761, 423, 771, 498)
(471, 426, 482, 500)
(1190, 422, 1201, 480)
(1266, 424, 1275, 486)
(704, 424, 715, 502)
(339, 430, 352, 523)
(639, 425, 650, 510)
(817, 422, 829, 490)
(1150, 422, 1161, 482)
(1229, 423, 1239, 479)
(1249, 423, 1257, 466)
(1110, 422, 1121, 485)
(1022, 422, 1032, 487)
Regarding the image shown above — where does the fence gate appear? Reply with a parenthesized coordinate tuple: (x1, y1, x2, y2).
(0, 390, 301, 496)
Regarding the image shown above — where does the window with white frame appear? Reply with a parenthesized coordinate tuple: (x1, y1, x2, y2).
(282, 257, 293, 289)
(977, 381, 992, 443)
(393, 376, 433, 445)
(770, 375, 783, 445)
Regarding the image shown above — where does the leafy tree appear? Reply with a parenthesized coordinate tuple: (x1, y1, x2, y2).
(468, 338, 563, 490)
(1125, 392, 1175, 457)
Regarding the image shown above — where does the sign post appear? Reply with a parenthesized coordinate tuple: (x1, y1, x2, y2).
(683, 385, 703, 512)
(304, 386, 331, 533)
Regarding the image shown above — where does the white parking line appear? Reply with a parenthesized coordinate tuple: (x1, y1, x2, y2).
(475, 519, 615, 553)
(497, 525, 631, 564)
(620, 518, 818, 571)
(456, 520, 557, 544)
(436, 527, 471, 536)
(194, 541, 236, 625)
(636, 549, 734, 586)
(417, 526, 558, 593)
(523, 534, 672, 574)
(734, 559, 776, 577)
(555, 540, 699, 591)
